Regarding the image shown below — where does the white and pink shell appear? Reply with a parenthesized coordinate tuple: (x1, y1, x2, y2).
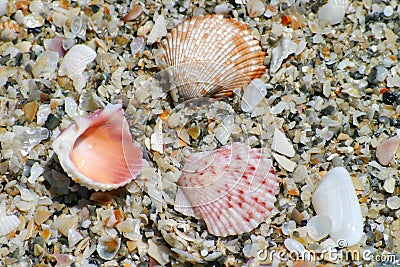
(52, 104, 143, 191)
(175, 142, 279, 237)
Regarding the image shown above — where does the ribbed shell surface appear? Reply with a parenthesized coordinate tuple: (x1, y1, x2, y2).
(162, 15, 266, 100)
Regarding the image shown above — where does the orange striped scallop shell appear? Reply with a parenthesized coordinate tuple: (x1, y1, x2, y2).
(161, 15, 266, 100)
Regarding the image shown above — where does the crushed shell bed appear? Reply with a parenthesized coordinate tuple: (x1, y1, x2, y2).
(0, 0, 400, 266)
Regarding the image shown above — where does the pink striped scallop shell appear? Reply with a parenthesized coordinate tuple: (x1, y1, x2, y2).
(175, 142, 279, 237)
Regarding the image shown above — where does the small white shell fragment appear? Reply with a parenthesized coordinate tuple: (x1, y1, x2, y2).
(147, 14, 167, 45)
(97, 235, 121, 260)
(383, 178, 396, 194)
(307, 214, 332, 241)
(247, 0, 265, 18)
(58, 44, 96, 77)
(148, 239, 170, 266)
(28, 162, 44, 184)
(317, 0, 349, 25)
(241, 79, 267, 113)
(312, 167, 363, 246)
(270, 37, 297, 73)
(376, 136, 400, 166)
(284, 238, 307, 254)
(383, 6, 393, 17)
(272, 128, 295, 157)
(0, 0, 7, 16)
(68, 228, 83, 248)
(387, 196, 400, 210)
(214, 115, 235, 145)
(150, 121, 164, 154)
(272, 152, 296, 172)
(0, 215, 21, 236)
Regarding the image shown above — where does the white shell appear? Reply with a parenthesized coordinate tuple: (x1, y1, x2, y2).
(312, 167, 363, 246)
(97, 235, 121, 260)
(272, 152, 296, 172)
(52, 104, 143, 191)
(307, 214, 332, 241)
(317, 0, 350, 25)
(175, 142, 279, 237)
(272, 128, 295, 157)
(58, 44, 96, 77)
(241, 78, 268, 113)
(162, 15, 266, 100)
(0, 215, 21, 236)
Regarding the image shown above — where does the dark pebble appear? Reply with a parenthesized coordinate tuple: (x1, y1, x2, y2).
(320, 105, 335, 116)
(90, 4, 100, 13)
(350, 71, 363, 80)
(378, 116, 390, 124)
(0, 54, 10, 65)
(382, 91, 398, 105)
(45, 114, 61, 130)
(367, 67, 378, 84)
(27, 27, 42, 35)
(13, 52, 22, 66)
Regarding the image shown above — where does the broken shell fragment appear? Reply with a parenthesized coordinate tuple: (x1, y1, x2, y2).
(58, 44, 96, 92)
(376, 136, 400, 166)
(317, 0, 349, 25)
(52, 104, 143, 191)
(241, 78, 268, 113)
(97, 235, 121, 260)
(175, 142, 279, 237)
(161, 15, 266, 100)
(58, 44, 96, 77)
(0, 215, 21, 236)
(312, 167, 363, 246)
(306, 214, 332, 241)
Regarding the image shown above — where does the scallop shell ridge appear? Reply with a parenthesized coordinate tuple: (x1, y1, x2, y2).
(162, 15, 266, 100)
(175, 142, 279, 237)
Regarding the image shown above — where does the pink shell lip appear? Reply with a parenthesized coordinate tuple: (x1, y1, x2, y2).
(52, 104, 143, 191)
(175, 142, 279, 237)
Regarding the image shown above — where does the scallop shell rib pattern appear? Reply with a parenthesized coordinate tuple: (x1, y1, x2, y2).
(52, 104, 143, 191)
(162, 15, 266, 100)
(175, 142, 279, 237)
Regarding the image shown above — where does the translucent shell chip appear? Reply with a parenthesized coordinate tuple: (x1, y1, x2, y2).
(161, 15, 266, 100)
(175, 142, 279, 237)
(52, 104, 143, 191)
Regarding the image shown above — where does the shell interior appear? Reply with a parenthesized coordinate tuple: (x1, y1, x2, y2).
(52, 104, 143, 191)
(162, 15, 266, 100)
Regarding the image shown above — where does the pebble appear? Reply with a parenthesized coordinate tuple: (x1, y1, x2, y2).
(383, 6, 394, 17)
(387, 196, 400, 210)
(383, 178, 396, 194)
(376, 136, 400, 166)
